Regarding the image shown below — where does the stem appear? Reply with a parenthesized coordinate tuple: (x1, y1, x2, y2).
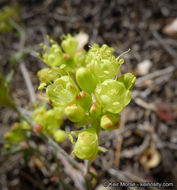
(84, 160, 92, 174)
(83, 126, 91, 175)
(83, 126, 93, 190)
(2, 146, 22, 156)
(44, 135, 82, 171)
(84, 160, 92, 190)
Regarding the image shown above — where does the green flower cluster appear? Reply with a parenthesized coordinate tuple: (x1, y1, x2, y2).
(4, 105, 66, 146)
(32, 106, 64, 136)
(4, 34, 135, 161)
(4, 122, 30, 146)
(36, 34, 136, 160)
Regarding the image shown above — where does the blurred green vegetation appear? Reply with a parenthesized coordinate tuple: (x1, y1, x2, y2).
(0, 3, 21, 33)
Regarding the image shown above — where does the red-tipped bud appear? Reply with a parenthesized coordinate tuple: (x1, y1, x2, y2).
(34, 123, 43, 133)
(89, 103, 101, 118)
(100, 114, 120, 130)
(64, 104, 86, 122)
(76, 91, 92, 111)
(63, 53, 70, 59)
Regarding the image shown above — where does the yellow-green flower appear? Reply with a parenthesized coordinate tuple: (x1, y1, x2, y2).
(95, 79, 131, 113)
(73, 128, 98, 160)
(46, 76, 79, 107)
(41, 43, 64, 67)
(86, 44, 123, 82)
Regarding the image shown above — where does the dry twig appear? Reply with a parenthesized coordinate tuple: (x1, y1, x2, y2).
(134, 98, 156, 111)
(135, 66, 175, 87)
(57, 153, 85, 190)
(10, 20, 36, 103)
(121, 134, 151, 158)
(152, 31, 177, 64)
(19, 62, 36, 103)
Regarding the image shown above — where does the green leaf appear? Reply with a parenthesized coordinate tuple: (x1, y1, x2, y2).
(0, 4, 21, 33)
(0, 72, 15, 109)
(98, 146, 108, 153)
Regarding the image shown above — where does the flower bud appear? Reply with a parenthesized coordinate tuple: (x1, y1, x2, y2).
(33, 106, 63, 134)
(76, 67, 97, 94)
(53, 130, 66, 143)
(61, 34, 78, 56)
(4, 123, 27, 144)
(33, 106, 47, 127)
(76, 91, 92, 111)
(46, 76, 79, 107)
(41, 43, 64, 67)
(64, 104, 86, 122)
(89, 103, 101, 118)
(118, 73, 136, 90)
(34, 123, 43, 133)
(95, 79, 131, 113)
(74, 50, 87, 67)
(38, 83, 47, 90)
(44, 108, 63, 134)
(37, 67, 61, 85)
(100, 114, 120, 130)
(73, 128, 98, 160)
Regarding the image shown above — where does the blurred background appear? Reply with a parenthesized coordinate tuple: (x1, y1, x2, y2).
(0, 0, 177, 190)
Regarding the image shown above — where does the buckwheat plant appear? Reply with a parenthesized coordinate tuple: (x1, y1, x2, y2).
(36, 34, 136, 160)
(4, 34, 136, 164)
